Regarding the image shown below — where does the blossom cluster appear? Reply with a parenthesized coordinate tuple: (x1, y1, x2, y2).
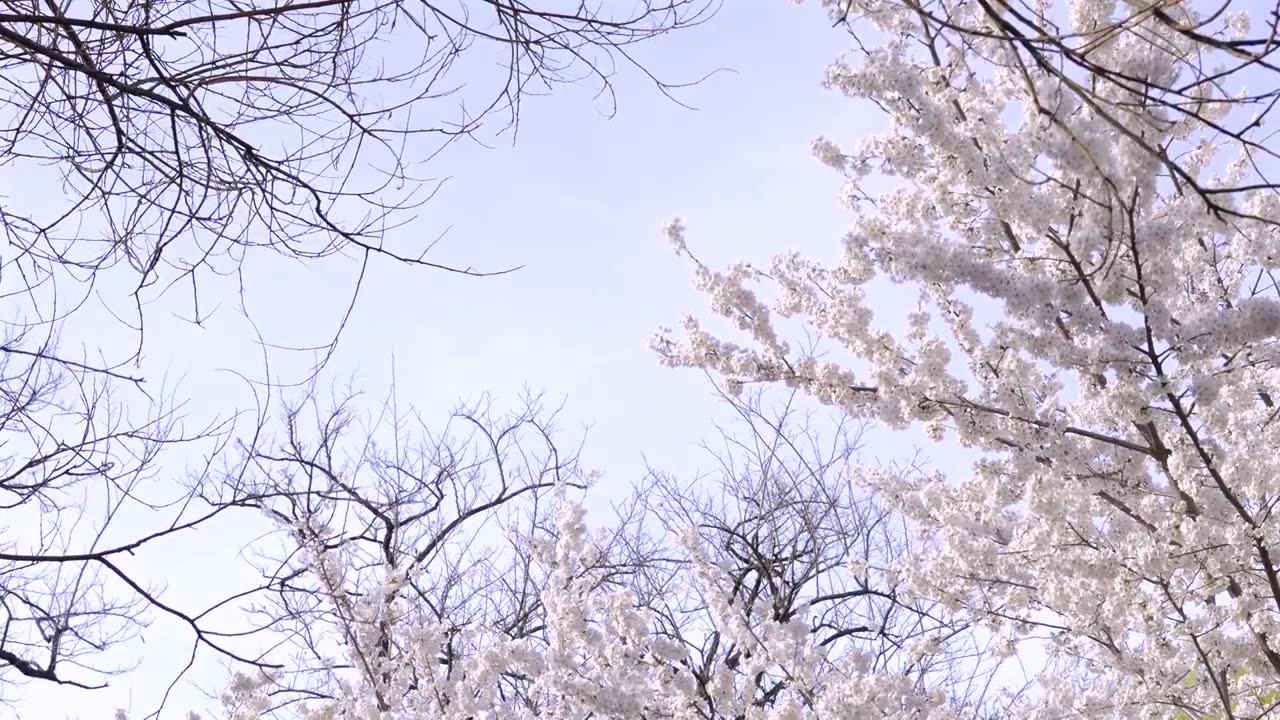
(657, 0, 1280, 716)
(137, 495, 967, 720)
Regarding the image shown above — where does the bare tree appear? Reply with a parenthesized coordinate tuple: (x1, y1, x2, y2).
(0, 0, 717, 308)
(0, 327, 273, 699)
(0, 0, 718, 379)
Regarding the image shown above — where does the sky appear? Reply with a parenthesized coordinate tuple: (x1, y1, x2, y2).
(0, 2, 970, 717)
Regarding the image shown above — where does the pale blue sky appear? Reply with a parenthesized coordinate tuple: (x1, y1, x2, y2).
(2, 3, 962, 717)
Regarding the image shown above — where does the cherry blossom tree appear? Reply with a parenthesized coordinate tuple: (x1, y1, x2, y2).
(655, 0, 1280, 717)
(168, 388, 996, 720)
(632, 388, 998, 718)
